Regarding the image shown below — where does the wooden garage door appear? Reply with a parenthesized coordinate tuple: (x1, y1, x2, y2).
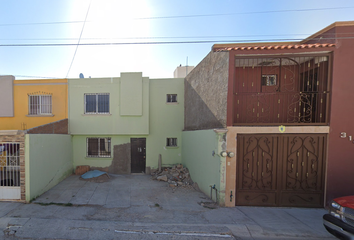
(236, 134, 326, 207)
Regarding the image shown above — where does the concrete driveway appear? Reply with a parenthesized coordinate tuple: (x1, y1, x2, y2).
(33, 174, 207, 209)
(0, 174, 336, 239)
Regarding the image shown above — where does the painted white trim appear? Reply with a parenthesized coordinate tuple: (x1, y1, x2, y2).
(26, 114, 54, 117)
(0, 187, 21, 200)
(81, 114, 111, 116)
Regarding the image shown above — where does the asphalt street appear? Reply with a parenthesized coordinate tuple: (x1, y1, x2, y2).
(0, 174, 336, 239)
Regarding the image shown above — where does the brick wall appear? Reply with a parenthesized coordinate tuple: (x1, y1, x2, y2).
(26, 119, 68, 134)
(0, 132, 26, 202)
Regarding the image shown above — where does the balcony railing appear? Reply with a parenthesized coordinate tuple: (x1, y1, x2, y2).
(233, 92, 329, 125)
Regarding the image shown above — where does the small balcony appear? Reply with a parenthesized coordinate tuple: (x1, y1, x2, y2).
(232, 55, 330, 126)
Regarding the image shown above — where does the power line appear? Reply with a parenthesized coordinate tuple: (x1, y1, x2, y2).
(66, 1, 91, 78)
(1, 36, 354, 47)
(136, 6, 354, 20)
(0, 39, 303, 47)
(0, 34, 313, 42)
(0, 6, 353, 27)
(2, 31, 354, 43)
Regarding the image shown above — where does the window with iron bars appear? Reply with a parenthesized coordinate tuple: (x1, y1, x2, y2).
(86, 138, 111, 158)
(166, 138, 177, 147)
(84, 93, 109, 114)
(166, 94, 177, 103)
(261, 75, 277, 86)
(28, 95, 52, 115)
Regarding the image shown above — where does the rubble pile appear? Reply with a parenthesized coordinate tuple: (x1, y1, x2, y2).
(151, 164, 193, 188)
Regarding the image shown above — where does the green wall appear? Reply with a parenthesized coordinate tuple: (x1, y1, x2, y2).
(25, 134, 73, 202)
(120, 72, 143, 116)
(68, 73, 149, 135)
(182, 129, 221, 202)
(148, 78, 184, 168)
(72, 135, 130, 168)
(71, 77, 184, 171)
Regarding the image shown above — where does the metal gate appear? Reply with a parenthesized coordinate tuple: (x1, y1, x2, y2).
(0, 143, 21, 200)
(233, 55, 330, 125)
(236, 134, 326, 207)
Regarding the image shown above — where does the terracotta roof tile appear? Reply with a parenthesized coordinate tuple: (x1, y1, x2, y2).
(213, 43, 335, 52)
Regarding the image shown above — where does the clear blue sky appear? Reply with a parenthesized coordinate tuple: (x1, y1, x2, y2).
(0, 0, 353, 79)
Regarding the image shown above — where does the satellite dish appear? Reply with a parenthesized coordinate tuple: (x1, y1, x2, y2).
(79, 73, 84, 78)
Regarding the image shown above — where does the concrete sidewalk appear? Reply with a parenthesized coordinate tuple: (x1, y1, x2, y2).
(0, 174, 336, 239)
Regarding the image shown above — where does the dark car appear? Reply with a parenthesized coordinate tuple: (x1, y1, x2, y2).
(323, 196, 354, 240)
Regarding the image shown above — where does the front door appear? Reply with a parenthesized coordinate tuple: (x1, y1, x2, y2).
(130, 138, 146, 173)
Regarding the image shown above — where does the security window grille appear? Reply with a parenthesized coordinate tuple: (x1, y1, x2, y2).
(261, 75, 277, 86)
(166, 138, 177, 147)
(28, 95, 52, 115)
(166, 94, 177, 103)
(85, 93, 109, 114)
(87, 138, 111, 157)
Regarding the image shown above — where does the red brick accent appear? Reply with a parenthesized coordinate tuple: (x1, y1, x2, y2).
(75, 165, 90, 175)
(26, 119, 68, 134)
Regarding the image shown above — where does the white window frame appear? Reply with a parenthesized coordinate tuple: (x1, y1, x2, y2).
(166, 94, 177, 103)
(86, 137, 111, 158)
(166, 138, 178, 147)
(84, 93, 110, 114)
(28, 95, 52, 115)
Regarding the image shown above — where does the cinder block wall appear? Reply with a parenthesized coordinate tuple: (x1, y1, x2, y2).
(184, 51, 229, 130)
(26, 119, 68, 134)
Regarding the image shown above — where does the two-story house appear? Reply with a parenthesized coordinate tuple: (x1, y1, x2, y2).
(182, 21, 354, 207)
(69, 72, 184, 174)
(1, 72, 184, 202)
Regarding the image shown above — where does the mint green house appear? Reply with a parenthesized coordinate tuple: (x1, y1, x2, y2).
(68, 72, 184, 173)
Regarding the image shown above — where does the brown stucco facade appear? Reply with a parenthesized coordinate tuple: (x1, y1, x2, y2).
(225, 22, 354, 207)
(185, 21, 354, 207)
(321, 24, 354, 203)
